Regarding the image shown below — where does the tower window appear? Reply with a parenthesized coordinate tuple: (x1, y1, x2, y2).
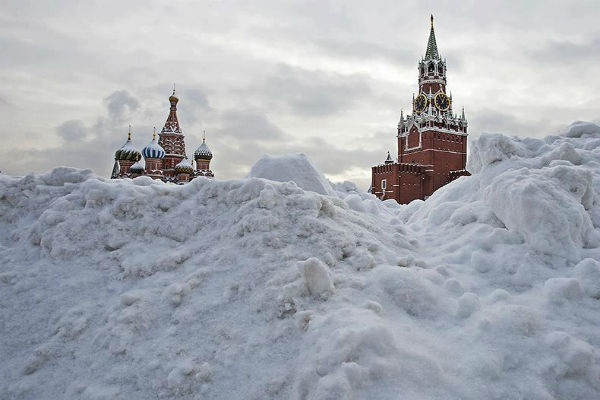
(428, 63, 434, 73)
(381, 179, 387, 190)
(438, 64, 444, 74)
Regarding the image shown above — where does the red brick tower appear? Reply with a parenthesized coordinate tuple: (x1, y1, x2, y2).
(158, 88, 187, 176)
(371, 15, 469, 203)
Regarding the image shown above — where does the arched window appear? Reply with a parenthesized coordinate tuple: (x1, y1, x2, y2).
(428, 63, 434, 73)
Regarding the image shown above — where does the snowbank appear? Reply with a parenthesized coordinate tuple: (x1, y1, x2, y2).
(1, 122, 600, 399)
(247, 153, 335, 196)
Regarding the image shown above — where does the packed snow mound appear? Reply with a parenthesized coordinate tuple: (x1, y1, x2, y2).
(2, 123, 600, 399)
(247, 153, 335, 196)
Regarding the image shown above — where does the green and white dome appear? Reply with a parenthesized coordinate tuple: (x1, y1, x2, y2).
(114, 132, 142, 162)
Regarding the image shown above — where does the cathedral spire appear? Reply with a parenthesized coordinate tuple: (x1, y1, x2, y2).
(425, 14, 440, 60)
(162, 89, 182, 134)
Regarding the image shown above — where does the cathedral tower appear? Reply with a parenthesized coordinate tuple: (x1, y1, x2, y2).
(371, 16, 469, 204)
(158, 88, 187, 176)
(194, 132, 214, 177)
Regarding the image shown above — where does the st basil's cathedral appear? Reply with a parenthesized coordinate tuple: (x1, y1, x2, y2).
(111, 90, 214, 183)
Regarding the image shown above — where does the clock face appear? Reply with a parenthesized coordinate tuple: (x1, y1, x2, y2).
(434, 93, 450, 111)
(414, 93, 428, 113)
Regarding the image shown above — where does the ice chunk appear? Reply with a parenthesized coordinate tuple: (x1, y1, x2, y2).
(299, 257, 334, 298)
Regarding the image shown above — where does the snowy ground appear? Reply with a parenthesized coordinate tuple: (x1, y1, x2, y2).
(1, 122, 600, 399)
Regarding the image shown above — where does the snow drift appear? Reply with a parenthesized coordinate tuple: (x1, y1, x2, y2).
(1, 122, 600, 399)
(247, 153, 335, 196)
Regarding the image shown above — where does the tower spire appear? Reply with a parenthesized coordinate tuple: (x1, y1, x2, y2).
(128, 124, 131, 140)
(425, 14, 440, 60)
(162, 89, 182, 134)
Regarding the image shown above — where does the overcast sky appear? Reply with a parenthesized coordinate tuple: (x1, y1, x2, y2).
(1, 0, 599, 189)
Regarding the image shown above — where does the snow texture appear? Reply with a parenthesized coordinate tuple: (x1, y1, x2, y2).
(2, 122, 600, 399)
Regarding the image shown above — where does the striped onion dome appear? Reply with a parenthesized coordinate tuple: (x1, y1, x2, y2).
(114, 132, 142, 162)
(130, 160, 145, 173)
(142, 132, 165, 159)
(175, 157, 194, 174)
(194, 139, 213, 160)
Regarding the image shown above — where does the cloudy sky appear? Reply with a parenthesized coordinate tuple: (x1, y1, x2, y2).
(1, 0, 599, 189)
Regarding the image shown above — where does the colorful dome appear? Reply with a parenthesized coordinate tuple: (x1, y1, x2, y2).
(142, 132, 165, 159)
(114, 132, 142, 162)
(175, 157, 194, 174)
(194, 139, 213, 160)
(130, 160, 145, 174)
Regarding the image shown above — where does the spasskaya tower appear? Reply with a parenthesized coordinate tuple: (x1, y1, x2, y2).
(371, 15, 469, 204)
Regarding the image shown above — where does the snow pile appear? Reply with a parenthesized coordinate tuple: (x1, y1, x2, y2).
(2, 122, 600, 399)
(248, 153, 336, 196)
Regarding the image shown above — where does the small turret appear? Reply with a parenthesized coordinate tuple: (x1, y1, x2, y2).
(130, 160, 145, 177)
(385, 151, 394, 164)
(194, 131, 214, 177)
(175, 156, 194, 183)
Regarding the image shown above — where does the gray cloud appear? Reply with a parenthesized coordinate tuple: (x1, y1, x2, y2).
(57, 120, 89, 142)
(534, 37, 600, 63)
(313, 38, 419, 67)
(218, 109, 285, 142)
(178, 88, 212, 126)
(468, 108, 562, 137)
(104, 91, 140, 122)
(257, 65, 371, 117)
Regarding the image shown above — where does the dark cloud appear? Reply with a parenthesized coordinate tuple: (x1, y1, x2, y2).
(104, 90, 140, 122)
(57, 120, 89, 142)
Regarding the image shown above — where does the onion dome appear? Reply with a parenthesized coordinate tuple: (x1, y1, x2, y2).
(142, 129, 165, 159)
(194, 137, 213, 160)
(114, 128, 142, 161)
(175, 157, 194, 174)
(130, 160, 145, 174)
